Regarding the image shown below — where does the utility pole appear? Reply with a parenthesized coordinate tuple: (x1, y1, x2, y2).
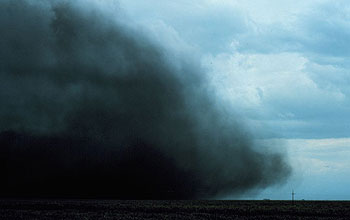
(292, 189, 295, 203)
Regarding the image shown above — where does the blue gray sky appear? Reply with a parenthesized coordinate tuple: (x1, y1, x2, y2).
(119, 0, 350, 200)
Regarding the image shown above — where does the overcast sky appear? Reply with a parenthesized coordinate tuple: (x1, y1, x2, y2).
(119, 0, 350, 200)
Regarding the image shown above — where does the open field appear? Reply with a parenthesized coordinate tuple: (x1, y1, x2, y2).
(0, 199, 349, 219)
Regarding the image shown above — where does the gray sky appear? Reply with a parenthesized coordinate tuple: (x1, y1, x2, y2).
(119, 0, 350, 200)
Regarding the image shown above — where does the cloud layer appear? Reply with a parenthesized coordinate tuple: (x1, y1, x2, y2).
(119, 0, 350, 139)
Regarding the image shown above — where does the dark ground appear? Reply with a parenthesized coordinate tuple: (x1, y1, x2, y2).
(0, 199, 349, 219)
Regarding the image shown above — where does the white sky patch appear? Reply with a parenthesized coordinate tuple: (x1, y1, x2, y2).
(217, 0, 311, 24)
(285, 138, 350, 172)
(204, 52, 346, 124)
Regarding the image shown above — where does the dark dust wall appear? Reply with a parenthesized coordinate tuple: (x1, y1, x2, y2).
(0, 0, 291, 199)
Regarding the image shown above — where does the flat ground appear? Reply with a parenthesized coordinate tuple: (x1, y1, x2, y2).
(0, 199, 349, 219)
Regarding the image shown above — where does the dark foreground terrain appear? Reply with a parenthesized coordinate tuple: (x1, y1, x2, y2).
(0, 199, 349, 219)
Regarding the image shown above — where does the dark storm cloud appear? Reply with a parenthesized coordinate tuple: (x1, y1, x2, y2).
(0, 0, 291, 199)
